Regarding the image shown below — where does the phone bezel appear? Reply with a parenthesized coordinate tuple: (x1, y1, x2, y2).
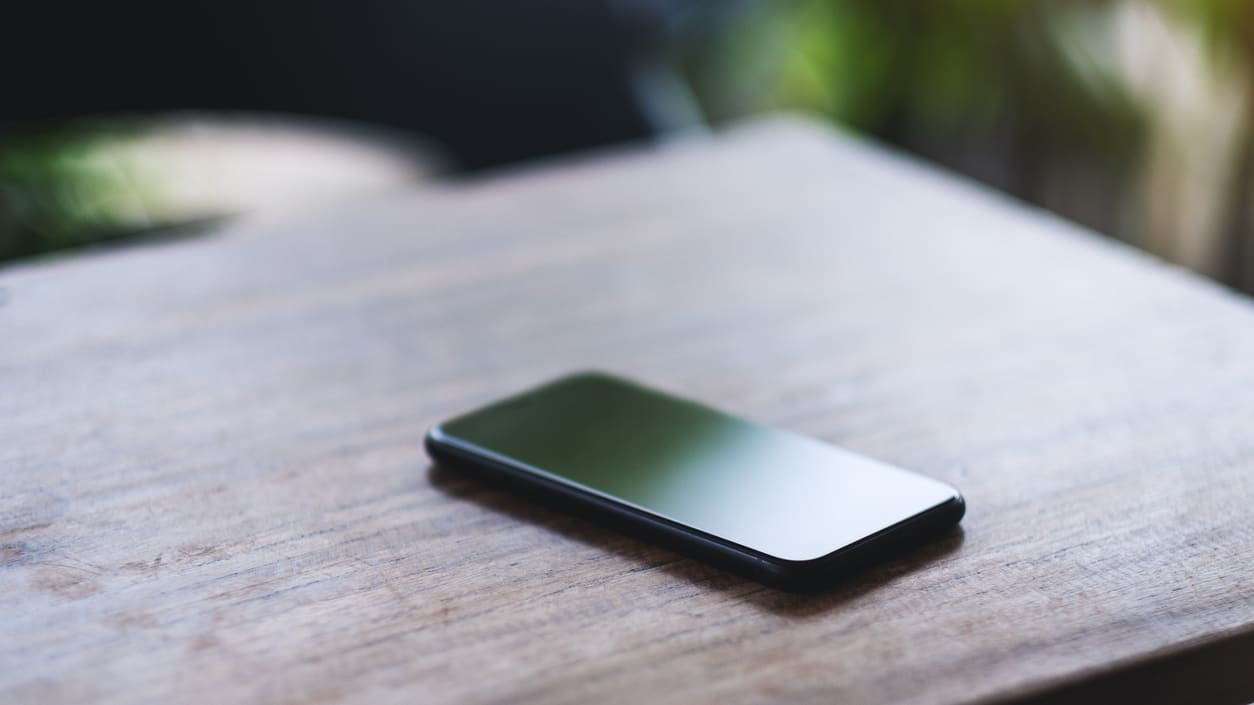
(426, 421, 965, 591)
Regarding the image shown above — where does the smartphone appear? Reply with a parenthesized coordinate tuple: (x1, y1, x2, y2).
(426, 372, 964, 590)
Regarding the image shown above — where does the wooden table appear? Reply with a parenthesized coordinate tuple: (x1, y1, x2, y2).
(4, 117, 1254, 705)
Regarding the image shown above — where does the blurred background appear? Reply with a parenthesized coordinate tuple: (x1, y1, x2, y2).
(4, 1, 1254, 292)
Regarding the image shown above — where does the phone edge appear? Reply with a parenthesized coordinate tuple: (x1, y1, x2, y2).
(426, 426, 965, 591)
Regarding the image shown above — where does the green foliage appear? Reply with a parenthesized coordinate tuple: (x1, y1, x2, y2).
(0, 121, 149, 263)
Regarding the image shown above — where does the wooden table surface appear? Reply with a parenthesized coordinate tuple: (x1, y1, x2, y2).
(4, 117, 1254, 705)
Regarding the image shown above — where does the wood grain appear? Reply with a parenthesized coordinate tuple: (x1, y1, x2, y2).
(3, 116, 1254, 705)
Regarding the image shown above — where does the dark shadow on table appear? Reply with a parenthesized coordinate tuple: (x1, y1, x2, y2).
(426, 463, 965, 617)
(993, 625, 1254, 705)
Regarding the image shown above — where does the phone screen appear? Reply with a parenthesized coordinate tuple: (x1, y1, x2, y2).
(434, 373, 960, 562)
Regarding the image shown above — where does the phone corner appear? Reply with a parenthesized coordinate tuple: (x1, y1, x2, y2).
(423, 425, 450, 456)
(945, 490, 967, 525)
(561, 369, 626, 386)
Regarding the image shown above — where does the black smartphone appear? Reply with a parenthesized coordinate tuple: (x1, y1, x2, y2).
(426, 372, 964, 590)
